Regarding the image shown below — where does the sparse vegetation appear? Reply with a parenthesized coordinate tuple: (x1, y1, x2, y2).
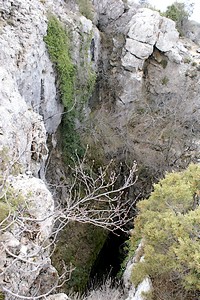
(44, 15, 76, 109)
(0, 187, 24, 222)
(184, 57, 192, 64)
(0, 148, 24, 222)
(44, 15, 83, 162)
(76, 0, 94, 21)
(53, 223, 107, 293)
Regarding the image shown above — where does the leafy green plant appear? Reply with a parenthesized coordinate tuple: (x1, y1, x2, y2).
(129, 164, 200, 299)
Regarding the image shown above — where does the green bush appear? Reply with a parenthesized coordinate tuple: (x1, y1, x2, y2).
(164, 2, 190, 35)
(130, 164, 200, 298)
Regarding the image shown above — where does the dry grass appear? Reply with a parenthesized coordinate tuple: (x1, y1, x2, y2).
(70, 279, 124, 300)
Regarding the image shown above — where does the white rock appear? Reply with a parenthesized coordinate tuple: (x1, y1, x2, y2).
(47, 293, 71, 300)
(0, 232, 20, 248)
(125, 38, 153, 59)
(0, 174, 57, 298)
(0, 0, 63, 135)
(20, 245, 28, 256)
(96, 0, 124, 20)
(156, 17, 179, 52)
(80, 16, 93, 33)
(8, 175, 54, 240)
(128, 9, 160, 45)
(125, 8, 180, 65)
(125, 278, 152, 300)
(123, 241, 152, 300)
(122, 52, 144, 71)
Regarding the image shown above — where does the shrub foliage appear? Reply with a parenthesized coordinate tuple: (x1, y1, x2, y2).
(130, 164, 200, 299)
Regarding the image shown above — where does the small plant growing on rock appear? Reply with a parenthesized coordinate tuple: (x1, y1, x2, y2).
(184, 57, 192, 64)
(161, 76, 169, 85)
(160, 59, 168, 69)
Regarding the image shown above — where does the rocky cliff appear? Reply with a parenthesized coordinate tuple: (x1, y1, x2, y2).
(0, 0, 200, 299)
(0, 0, 99, 298)
(85, 0, 200, 184)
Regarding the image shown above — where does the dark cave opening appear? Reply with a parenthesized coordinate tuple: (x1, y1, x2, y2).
(88, 230, 128, 288)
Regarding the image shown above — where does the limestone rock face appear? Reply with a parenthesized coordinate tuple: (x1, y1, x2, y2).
(125, 278, 152, 300)
(0, 67, 48, 178)
(0, 0, 63, 134)
(93, 0, 125, 27)
(0, 175, 57, 299)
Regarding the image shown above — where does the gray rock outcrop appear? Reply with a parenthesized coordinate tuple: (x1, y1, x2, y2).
(122, 8, 182, 72)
